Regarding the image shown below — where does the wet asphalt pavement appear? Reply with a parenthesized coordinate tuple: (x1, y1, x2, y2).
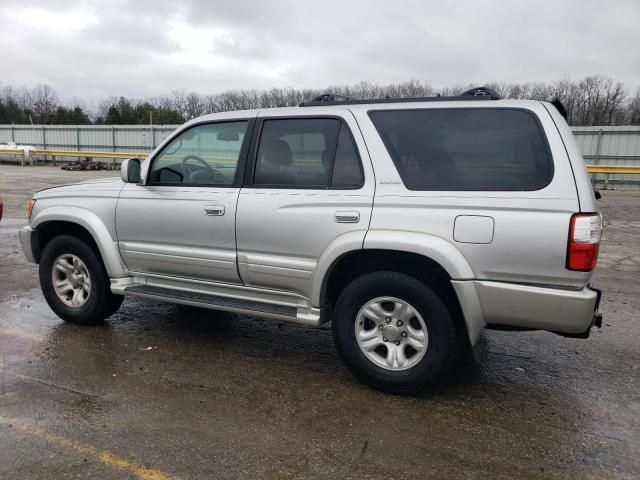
(0, 165, 638, 479)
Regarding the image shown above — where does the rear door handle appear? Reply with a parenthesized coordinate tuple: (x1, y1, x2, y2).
(204, 205, 225, 216)
(335, 211, 360, 223)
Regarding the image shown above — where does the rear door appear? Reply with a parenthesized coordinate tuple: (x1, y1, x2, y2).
(235, 112, 374, 299)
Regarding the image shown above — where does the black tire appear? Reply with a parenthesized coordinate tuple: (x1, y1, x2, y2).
(332, 271, 459, 395)
(39, 235, 123, 325)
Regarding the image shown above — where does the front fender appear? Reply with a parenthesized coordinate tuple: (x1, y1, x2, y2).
(31, 206, 127, 278)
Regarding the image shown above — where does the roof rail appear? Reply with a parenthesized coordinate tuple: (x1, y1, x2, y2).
(298, 86, 501, 107)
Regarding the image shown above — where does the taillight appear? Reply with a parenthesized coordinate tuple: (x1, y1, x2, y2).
(567, 213, 602, 271)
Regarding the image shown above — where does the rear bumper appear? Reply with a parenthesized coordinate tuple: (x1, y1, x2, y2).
(19, 226, 38, 263)
(454, 280, 602, 342)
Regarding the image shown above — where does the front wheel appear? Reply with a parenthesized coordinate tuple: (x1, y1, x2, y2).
(39, 235, 123, 325)
(332, 271, 459, 395)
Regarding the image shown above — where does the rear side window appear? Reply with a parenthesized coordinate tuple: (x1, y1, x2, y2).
(254, 118, 363, 188)
(332, 125, 364, 188)
(368, 108, 553, 191)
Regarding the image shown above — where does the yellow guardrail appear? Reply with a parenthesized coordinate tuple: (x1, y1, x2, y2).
(32, 149, 148, 160)
(585, 165, 640, 189)
(586, 165, 640, 174)
(0, 149, 24, 156)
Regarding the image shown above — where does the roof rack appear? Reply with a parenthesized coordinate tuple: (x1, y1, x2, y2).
(299, 86, 501, 107)
(461, 87, 501, 98)
(304, 93, 354, 104)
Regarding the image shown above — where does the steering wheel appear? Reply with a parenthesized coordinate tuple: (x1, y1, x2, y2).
(181, 155, 226, 184)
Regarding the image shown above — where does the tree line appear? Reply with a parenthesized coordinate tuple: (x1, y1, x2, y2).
(1, 75, 638, 126)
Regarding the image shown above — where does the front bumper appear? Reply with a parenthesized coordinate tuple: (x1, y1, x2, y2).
(473, 280, 602, 336)
(19, 226, 38, 263)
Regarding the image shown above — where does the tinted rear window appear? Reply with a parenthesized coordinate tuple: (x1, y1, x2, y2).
(368, 108, 553, 191)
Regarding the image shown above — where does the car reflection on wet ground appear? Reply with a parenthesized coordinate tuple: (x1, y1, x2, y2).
(0, 166, 638, 479)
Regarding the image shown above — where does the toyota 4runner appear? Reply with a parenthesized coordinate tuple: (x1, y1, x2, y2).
(19, 88, 603, 394)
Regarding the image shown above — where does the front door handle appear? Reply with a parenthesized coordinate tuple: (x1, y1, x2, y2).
(204, 205, 225, 216)
(335, 211, 360, 223)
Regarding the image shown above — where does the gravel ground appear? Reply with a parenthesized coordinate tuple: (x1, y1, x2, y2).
(0, 165, 638, 479)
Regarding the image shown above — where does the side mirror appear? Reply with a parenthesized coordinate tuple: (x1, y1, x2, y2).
(121, 158, 141, 183)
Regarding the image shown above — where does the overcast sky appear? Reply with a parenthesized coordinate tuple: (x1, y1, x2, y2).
(1, 0, 638, 101)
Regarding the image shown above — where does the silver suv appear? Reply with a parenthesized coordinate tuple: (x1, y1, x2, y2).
(19, 89, 603, 394)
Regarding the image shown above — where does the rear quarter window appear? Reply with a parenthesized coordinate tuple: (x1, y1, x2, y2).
(368, 108, 553, 191)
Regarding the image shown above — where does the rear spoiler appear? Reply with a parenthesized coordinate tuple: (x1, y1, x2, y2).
(547, 98, 599, 200)
(551, 98, 568, 121)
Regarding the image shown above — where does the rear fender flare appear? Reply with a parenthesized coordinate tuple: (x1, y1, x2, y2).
(310, 230, 367, 306)
(313, 229, 483, 345)
(364, 230, 482, 344)
(363, 230, 475, 279)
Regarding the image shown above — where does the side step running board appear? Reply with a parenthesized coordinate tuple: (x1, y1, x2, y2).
(124, 284, 304, 323)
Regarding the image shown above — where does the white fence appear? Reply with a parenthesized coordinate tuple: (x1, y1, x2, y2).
(0, 124, 178, 154)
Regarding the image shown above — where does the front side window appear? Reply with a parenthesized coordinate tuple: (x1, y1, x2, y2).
(254, 118, 363, 188)
(149, 121, 248, 186)
(368, 108, 553, 191)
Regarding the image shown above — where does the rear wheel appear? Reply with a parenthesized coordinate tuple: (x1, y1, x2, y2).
(332, 271, 459, 395)
(39, 235, 123, 325)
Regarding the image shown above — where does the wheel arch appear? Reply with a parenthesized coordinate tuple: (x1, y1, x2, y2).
(316, 231, 482, 345)
(315, 230, 476, 305)
(31, 207, 127, 278)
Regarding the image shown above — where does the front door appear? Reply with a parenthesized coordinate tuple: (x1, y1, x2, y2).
(116, 119, 252, 284)
(235, 114, 374, 299)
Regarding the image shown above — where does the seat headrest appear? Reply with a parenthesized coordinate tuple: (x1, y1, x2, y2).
(260, 138, 292, 167)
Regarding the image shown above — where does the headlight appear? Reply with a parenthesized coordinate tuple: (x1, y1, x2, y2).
(27, 199, 36, 219)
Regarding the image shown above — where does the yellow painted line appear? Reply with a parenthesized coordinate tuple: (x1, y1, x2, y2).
(0, 416, 176, 480)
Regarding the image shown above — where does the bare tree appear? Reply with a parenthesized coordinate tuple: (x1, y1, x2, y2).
(153, 95, 175, 111)
(30, 84, 59, 123)
(2, 76, 639, 126)
(171, 90, 188, 119)
(627, 88, 640, 125)
(184, 92, 205, 119)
